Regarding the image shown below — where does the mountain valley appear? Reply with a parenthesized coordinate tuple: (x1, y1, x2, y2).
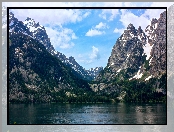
(8, 11, 166, 103)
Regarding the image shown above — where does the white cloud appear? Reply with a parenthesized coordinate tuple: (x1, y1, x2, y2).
(45, 26, 77, 49)
(76, 46, 100, 65)
(86, 22, 109, 37)
(89, 46, 100, 60)
(112, 2, 172, 34)
(7, 8, 92, 50)
(97, 2, 122, 21)
(99, 9, 119, 21)
(85, 29, 105, 37)
(83, 11, 91, 18)
(114, 8, 166, 35)
(95, 22, 109, 29)
(9, 9, 90, 27)
(7, 6, 88, 50)
(119, 9, 151, 31)
(142, 9, 166, 22)
(113, 28, 124, 35)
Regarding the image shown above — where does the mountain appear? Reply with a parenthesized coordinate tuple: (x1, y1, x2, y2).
(8, 11, 166, 103)
(90, 11, 166, 102)
(9, 32, 94, 103)
(8, 12, 106, 103)
(9, 12, 103, 81)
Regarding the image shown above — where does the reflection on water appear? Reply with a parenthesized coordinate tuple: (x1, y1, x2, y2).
(9, 103, 166, 124)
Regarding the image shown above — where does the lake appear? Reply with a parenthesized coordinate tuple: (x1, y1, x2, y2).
(9, 103, 166, 124)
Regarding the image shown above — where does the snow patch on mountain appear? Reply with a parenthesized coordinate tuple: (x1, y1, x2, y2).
(143, 42, 153, 60)
(111, 62, 114, 66)
(23, 18, 43, 34)
(145, 75, 153, 81)
(117, 69, 121, 73)
(129, 69, 143, 80)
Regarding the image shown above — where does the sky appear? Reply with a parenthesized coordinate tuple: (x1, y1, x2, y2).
(4, 2, 173, 70)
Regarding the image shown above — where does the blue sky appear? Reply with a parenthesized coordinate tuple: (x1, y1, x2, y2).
(6, 2, 170, 69)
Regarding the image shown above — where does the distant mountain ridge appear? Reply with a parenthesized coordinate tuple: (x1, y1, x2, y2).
(9, 12, 103, 81)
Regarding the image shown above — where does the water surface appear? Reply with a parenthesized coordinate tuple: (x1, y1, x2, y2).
(9, 103, 166, 124)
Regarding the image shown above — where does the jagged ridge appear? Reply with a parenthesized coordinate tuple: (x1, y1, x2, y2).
(9, 12, 103, 81)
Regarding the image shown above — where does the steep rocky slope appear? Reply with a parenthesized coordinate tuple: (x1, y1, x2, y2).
(90, 11, 166, 102)
(9, 33, 91, 103)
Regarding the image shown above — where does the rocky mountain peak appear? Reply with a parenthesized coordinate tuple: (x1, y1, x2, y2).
(9, 13, 33, 37)
(26, 17, 32, 21)
(9, 12, 14, 19)
(92, 11, 166, 96)
(24, 18, 35, 26)
(127, 23, 135, 28)
(137, 26, 143, 34)
(159, 11, 166, 19)
(24, 17, 44, 29)
(151, 18, 158, 26)
(127, 23, 136, 32)
(121, 23, 138, 41)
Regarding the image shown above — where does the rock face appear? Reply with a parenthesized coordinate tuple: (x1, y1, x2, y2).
(9, 12, 103, 81)
(91, 11, 166, 101)
(96, 23, 146, 83)
(146, 12, 166, 77)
